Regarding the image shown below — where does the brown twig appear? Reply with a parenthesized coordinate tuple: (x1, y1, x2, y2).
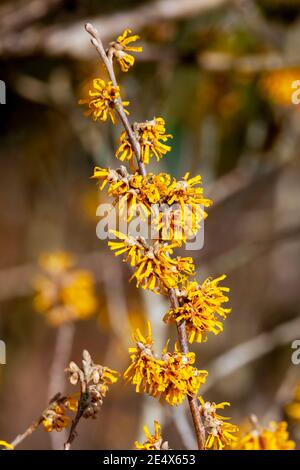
(9, 393, 64, 449)
(0, 0, 63, 34)
(85, 22, 206, 450)
(233, 0, 283, 50)
(48, 322, 75, 449)
(0, 0, 229, 57)
(85, 22, 205, 450)
(85, 23, 146, 177)
(9, 417, 43, 449)
(169, 289, 206, 450)
(64, 379, 88, 450)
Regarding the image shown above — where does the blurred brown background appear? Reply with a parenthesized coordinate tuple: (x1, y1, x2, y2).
(1, 0, 300, 449)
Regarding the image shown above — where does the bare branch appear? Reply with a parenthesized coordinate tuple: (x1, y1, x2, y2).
(169, 289, 206, 450)
(0, 0, 63, 34)
(48, 323, 76, 449)
(202, 315, 300, 393)
(83, 22, 207, 449)
(198, 51, 300, 73)
(0, 0, 229, 57)
(233, 0, 283, 49)
(10, 417, 43, 449)
(85, 23, 146, 176)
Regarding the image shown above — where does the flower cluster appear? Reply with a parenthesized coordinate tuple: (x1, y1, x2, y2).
(42, 400, 70, 433)
(33, 252, 97, 326)
(108, 29, 142, 72)
(198, 397, 238, 450)
(285, 383, 300, 422)
(92, 166, 211, 240)
(116, 118, 172, 166)
(79, 78, 129, 124)
(164, 275, 231, 343)
(135, 421, 170, 450)
(66, 350, 119, 419)
(124, 325, 207, 406)
(108, 231, 195, 293)
(235, 420, 295, 450)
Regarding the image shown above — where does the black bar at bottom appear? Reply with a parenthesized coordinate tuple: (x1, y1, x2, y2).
(0, 450, 300, 466)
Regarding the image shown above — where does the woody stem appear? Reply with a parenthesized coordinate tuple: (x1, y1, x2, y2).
(85, 22, 146, 176)
(9, 417, 43, 449)
(85, 23, 205, 450)
(64, 380, 88, 450)
(169, 288, 206, 450)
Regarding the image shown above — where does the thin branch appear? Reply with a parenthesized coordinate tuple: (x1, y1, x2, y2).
(169, 403, 197, 450)
(198, 51, 300, 73)
(0, 0, 229, 57)
(84, 23, 206, 449)
(202, 315, 300, 394)
(137, 291, 168, 443)
(103, 264, 131, 349)
(9, 393, 63, 448)
(48, 323, 76, 398)
(85, 23, 146, 177)
(169, 289, 206, 450)
(233, 0, 283, 49)
(48, 322, 75, 449)
(0, 0, 63, 34)
(64, 380, 88, 450)
(9, 417, 43, 449)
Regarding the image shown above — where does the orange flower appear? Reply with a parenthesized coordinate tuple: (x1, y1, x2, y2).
(164, 275, 230, 343)
(79, 78, 129, 124)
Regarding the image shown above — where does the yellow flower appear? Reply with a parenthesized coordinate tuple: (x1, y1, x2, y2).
(79, 78, 129, 124)
(286, 402, 300, 421)
(164, 275, 231, 343)
(124, 324, 207, 406)
(92, 166, 211, 243)
(198, 397, 238, 450)
(159, 172, 212, 242)
(285, 383, 300, 422)
(60, 271, 98, 320)
(63, 394, 79, 413)
(109, 29, 142, 72)
(162, 346, 207, 406)
(42, 404, 70, 433)
(33, 251, 97, 326)
(38, 251, 74, 274)
(108, 231, 195, 293)
(116, 118, 172, 166)
(235, 421, 295, 450)
(92, 166, 129, 193)
(166, 173, 212, 223)
(102, 366, 119, 387)
(135, 421, 169, 450)
(123, 323, 165, 394)
(92, 166, 170, 221)
(92, 166, 150, 220)
(0, 440, 14, 449)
